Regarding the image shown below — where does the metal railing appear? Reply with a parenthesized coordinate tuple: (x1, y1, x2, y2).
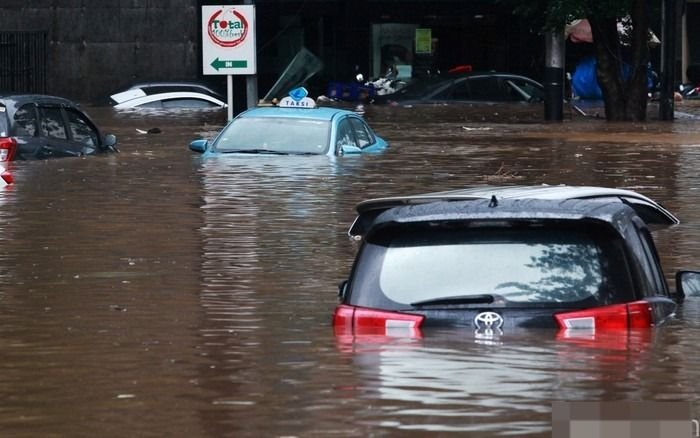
(0, 31, 48, 94)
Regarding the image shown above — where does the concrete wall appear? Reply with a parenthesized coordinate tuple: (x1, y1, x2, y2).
(0, 1, 200, 103)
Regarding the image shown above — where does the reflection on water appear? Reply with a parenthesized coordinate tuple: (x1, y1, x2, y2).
(2, 104, 700, 436)
(334, 328, 666, 435)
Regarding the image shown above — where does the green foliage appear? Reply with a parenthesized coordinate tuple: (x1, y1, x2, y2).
(504, 0, 633, 32)
(503, 0, 652, 120)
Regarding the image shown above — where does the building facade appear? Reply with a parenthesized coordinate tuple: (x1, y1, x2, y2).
(0, 1, 694, 108)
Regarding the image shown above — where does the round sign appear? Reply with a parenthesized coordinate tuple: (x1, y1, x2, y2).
(207, 8, 249, 48)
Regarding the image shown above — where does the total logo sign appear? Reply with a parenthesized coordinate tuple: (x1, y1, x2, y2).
(208, 8, 247, 48)
(202, 5, 256, 75)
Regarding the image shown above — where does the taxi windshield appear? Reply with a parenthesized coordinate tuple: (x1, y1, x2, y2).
(213, 116, 331, 155)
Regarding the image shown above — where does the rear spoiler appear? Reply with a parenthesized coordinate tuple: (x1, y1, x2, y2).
(348, 186, 679, 238)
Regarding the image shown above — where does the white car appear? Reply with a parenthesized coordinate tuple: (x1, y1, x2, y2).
(110, 82, 227, 109)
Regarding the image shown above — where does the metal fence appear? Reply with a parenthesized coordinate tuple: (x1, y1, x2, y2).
(0, 31, 47, 94)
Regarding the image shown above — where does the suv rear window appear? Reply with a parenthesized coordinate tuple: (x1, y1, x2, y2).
(348, 224, 635, 308)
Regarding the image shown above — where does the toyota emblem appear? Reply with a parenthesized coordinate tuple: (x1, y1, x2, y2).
(474, 311, 504, 330)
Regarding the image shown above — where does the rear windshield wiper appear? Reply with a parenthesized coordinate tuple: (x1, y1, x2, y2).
(411, 294, 502, 307)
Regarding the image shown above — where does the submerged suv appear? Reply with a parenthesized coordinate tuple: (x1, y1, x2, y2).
(334, 186, 698, 334)
(0, 94, 118, 161)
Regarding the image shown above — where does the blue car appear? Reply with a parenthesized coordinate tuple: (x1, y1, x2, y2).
(189, 88, 388, 157)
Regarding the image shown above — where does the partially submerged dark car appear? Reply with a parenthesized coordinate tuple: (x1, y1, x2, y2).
(335, 185, 699, 334)
(0, 94, 118, 161)
(372, 72, 544, 106)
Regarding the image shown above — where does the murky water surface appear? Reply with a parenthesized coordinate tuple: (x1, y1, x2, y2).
(3, 101, 700, 436)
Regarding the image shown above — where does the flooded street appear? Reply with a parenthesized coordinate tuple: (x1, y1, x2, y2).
(3, 101, 700, 437)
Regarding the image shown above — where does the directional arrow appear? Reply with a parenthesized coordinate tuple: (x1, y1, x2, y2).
(210, 58, 248, 71)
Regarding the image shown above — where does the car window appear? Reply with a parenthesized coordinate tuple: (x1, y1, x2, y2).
(449, 79, 471, 100)
(0, 105, 7, 136)
(136, 101, 164, 109)
(501, 79, 529, 101)
(394, 77, 447, 99)
(39, 106, 67, 140)
(65, 108, 99, 146)
(349, 226, 635, 308)
(637, 228, 669, 296)
(142, 86, 220, 97)
(467, 77, 506, 101)
(161, 98, 217, 108)
(336, 119, 357, 147)
(349, 118, 373, 148)
(214, 117, 331, 155)
(506, 78, 544, 102)
(0, 115, 6, 137)
(13, 104, 38, 136)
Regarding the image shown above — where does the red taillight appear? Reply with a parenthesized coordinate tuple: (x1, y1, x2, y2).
(0, 137, 17, 162)
(626, 301, 654, 328)
(555, 300, 653, 330)
(333, 304, 356, 330)
(333, 304, 424, 334)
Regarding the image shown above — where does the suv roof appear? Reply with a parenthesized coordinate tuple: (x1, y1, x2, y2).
(349, 185, 679, 237)
(0, 94, 78, 109)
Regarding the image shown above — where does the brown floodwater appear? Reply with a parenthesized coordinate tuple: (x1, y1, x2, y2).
(2, 100, 700, 437)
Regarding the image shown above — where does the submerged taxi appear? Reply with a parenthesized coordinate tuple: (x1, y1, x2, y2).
(189, 87, 387, 157)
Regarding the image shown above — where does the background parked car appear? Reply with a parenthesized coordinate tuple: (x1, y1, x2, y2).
(372, 72, 544, 106)
(0, 94, 118, 161)
(110, 82, 226, 109)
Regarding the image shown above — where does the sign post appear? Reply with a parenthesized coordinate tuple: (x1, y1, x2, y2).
(202, 5, 257, 120)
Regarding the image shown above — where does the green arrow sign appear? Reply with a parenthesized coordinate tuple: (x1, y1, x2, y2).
(210, 58, 248, 71)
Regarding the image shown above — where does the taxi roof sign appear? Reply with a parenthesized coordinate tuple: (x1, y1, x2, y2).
(278, 87, 316, 108)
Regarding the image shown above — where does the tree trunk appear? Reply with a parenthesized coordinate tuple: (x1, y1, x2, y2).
(588, 0, 650, 121)
(590, 16, 625, 120)
(626, 0, 650, 121)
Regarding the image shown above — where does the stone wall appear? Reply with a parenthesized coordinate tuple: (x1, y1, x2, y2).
(0, 1, 201, 103)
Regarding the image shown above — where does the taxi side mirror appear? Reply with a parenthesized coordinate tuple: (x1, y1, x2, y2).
(189, 139, 208, 153)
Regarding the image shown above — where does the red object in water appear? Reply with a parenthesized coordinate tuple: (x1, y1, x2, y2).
(448, 65, 473, 74)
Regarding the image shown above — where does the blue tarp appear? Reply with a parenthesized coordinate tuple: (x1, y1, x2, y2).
(572, 57, 655, 99)
(572, 57, 603, 99)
